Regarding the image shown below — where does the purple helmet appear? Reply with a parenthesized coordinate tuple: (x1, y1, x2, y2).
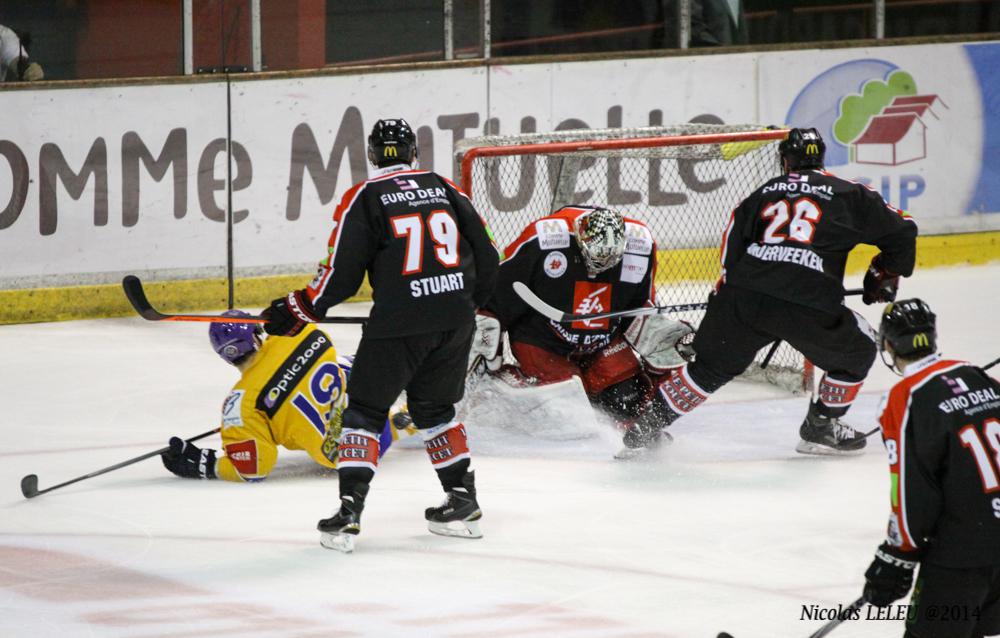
(209, 310, 263, 365)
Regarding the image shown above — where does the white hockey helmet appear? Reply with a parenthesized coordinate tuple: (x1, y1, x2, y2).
(574, 207, 626, 276)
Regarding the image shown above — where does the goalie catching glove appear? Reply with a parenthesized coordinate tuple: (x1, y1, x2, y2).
(262, 289, 320, 336)
(161, 437, 217, 479)
(624, 314, 695, 374)
(469, 311, 502, 372)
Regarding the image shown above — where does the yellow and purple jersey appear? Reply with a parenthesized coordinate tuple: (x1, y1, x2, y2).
(215, 325, 405, 482)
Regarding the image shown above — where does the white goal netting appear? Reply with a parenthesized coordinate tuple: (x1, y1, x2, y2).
(456, 124, 812, 393)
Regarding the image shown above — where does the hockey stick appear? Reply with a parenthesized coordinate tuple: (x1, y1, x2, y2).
(20, 427, 220, 499)
(717, 596, 865, 638)
(807, 596, 866, 638)
(122, 276, 367, 324)
(512, 281, 707, 323)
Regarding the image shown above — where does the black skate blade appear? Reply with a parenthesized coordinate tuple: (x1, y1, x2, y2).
(20, 474, 39, 499)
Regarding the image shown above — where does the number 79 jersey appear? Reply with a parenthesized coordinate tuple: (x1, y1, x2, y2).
(303, 164, 499, 339)
(720, 169, 917, 314)
(877, 354, 1000, 568)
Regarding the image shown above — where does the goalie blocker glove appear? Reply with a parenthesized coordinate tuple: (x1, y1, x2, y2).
(262, 289, 320, 336)
(862, 253, 900, 305)
(863, 542, 918, 607)
(161, 437, 218, 479)
(469, 311, 502, 372)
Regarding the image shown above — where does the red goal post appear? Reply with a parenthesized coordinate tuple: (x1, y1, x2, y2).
(456, 124, 815, 394)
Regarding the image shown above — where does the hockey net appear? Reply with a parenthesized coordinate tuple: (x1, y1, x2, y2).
(457, 124, 813, 394)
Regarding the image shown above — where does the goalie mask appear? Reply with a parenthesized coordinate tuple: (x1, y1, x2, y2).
(878, 298, 937, 370)
(574, 208, 626, 276)
(209, 310, 264, 365)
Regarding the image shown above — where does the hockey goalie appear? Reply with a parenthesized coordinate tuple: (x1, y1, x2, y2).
(466, 205, 693, 446)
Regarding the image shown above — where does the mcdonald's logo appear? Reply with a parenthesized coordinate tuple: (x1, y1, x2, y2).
(806, 143, 819, 155)
(912, 333, 930, 348)
(384, 145, 398, 158)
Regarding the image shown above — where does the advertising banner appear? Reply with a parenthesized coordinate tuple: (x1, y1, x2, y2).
(2, 41, 996, 285)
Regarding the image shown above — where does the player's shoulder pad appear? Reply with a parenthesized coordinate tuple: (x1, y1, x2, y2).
(531, 216, 572, 251)
(623, 218, 654, 255)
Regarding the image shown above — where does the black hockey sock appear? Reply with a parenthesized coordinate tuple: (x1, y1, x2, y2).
(435, 458, 470, 492)
(338, 466, 374, 499)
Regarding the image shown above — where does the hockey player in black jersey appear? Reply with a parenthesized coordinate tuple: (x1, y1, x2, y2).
(623, 127, 918, 455)
(263, 118, 500, 552)
(862, 299, 1000, 638)
(473, 205, 694, 439)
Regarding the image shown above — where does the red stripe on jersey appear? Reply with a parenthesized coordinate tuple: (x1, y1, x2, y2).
(879, 358, 966, 550)
(717, 208, 737, 288)
(501, 212, 577, 262)
(422, 422, 470, 469)
(441, 176, 473, 202)
(336, 428, 381, 471)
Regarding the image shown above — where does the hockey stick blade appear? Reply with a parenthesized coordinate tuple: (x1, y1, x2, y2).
(512, 281, 707, 323)
(122, 275, 366, 324)
(20, 474, 39, 499)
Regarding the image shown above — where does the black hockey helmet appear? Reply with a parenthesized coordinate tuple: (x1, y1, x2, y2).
(879, 298, 937, 362)
(368, 118, 417, 168)
(779, 128, 825, 171)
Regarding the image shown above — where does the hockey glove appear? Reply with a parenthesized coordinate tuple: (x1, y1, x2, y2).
(161, 437, 218, 479)
(862, 254, 900, 305)
(262, 289, 319, 336)
(469, 311, 502, 372)
(624, 315, 695, 374)
(863, 542, 918, 607)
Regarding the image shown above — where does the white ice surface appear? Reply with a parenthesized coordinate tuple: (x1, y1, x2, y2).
(2, 264, 999, 638)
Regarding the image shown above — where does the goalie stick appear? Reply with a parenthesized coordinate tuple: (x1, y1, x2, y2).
(20, 427, 220, 499)
(122, 275, 366, 325)
(514, 282, 865, 325)
(512, 281, 707, 323)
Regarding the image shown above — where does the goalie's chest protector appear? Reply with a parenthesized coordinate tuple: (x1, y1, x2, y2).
(522, 214, 654, 351)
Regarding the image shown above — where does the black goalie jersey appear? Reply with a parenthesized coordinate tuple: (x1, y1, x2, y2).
(877, 354, 1000, 568)
(486, 206, 656, 357)
(721, 169, 917, 314)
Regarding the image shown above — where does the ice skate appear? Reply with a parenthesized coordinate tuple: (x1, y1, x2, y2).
(614, 402, 677, 460)
(795, 405, 867, 456)
(425, 471, 483, 539)
(614, 426, 673, 460)
(318, 484, 369, 553)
